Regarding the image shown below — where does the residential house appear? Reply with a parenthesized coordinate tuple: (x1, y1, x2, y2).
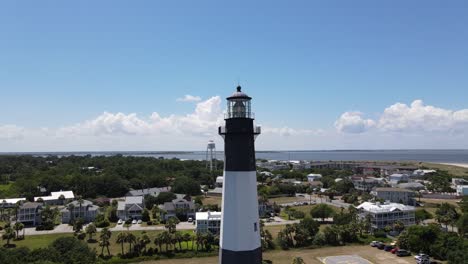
(397, 182, 425, 191)
(117, 196, 144, 220)
(351, 176, 385, 192)
(372, 187, 416, 205)
(61, 199, 99, 223)
(356, 201, 415, 230)
(0, 198, 26, 208)
(456, 185, 468, 196)
(413, 169, 436, 177)
(195, 211, 221, 234)
(17, 202, 42, 226)
(307, 174, 322, 182)
(126, 187, 171, 197)
(159, 198, 196, 221)
(34, 190, 75, 205)
(388, 174, 410, 185)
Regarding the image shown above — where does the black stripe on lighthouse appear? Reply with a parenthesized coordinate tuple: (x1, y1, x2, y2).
(220, 247, 262, 264)
(221, 118, 256, 171)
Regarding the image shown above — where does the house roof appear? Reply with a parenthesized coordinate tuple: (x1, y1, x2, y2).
(20, 202, 42, 209)
(375, 187, 414, 193)
(0, 198, 26, 204)
(125, 196, 143, 204)
(126, 187, 171, 197)
(34, 190, 74, 201)
(66, 199, 94, 207)
(196, 211, 221, 221)
(357, 202, 415, 213)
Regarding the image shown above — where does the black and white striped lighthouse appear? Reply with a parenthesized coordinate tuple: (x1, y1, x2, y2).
(218, 86, 262, 264)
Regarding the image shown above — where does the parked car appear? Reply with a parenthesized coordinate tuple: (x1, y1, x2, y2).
(297, 194, 305, 197)
(188, 217, 193, 223)
(377, 243, 386, 250)
(415, 254, 430, 261)
(396, 249, 411, 257)
(370, 241, 380, 247)
(391, 247, 399, 254)
(384, 245, 394, 251)
(117, 219, 123, 225)
(137, 219, 142, 224)
(132, 219, 137, 224)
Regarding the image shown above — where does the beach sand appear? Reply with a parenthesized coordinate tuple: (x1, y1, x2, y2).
(439, 163, 468, 169)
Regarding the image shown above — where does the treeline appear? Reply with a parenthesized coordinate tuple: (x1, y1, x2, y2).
(0, 155, 222, 199)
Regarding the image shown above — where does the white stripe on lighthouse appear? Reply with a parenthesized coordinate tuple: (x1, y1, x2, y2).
(220, 170, 261, 252)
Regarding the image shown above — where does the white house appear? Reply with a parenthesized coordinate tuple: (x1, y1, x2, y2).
(117, 196, 144, 220)
(307, 174, 322, 182)
(34, 190, 75, 205)
(456, 185, 468, 196)
(0, 198, 26, 208)
(372, 187, 416, 205)
(356, 201, 416, 230)
(196, 211, 222, 234)
(388, 174, 409, 185)
(413, 169, 436, 176)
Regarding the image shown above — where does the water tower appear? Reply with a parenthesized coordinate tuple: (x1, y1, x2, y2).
(218, 86, 262, 264)
(206, 140, 217, 171)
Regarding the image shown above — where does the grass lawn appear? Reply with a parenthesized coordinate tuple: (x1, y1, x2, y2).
(202, 196, 222, 206)
(137, 245, 416, 264)
(0, 182, 13, 192)
(420, 162, 468, 177)
(269, 196, 301, 204)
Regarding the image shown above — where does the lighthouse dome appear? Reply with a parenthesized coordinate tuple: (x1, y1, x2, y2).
(227, 86, 251, 100)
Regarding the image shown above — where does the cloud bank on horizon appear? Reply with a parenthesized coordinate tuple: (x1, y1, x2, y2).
(1, 97, 468, 151)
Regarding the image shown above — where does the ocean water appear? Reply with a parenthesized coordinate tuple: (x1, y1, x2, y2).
(4, 149, 468, 163)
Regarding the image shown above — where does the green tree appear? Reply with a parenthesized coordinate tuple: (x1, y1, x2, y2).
(456, 213, 468, 238)
(141, 209, 150, 222)
(2, 226, 15, 247)
(310, 204, 334, 222)
(85, 223, 97, 241)
(99, 227, 111, 256)
(165, 217, 179, 233)
(435, 203, 459, 230)
(116, 232, 127, 255)
(415, 209, 433, 224)
(13, 222, 24, 240)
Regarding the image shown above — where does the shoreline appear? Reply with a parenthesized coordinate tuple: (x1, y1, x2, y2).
(437, 163, 468, 169)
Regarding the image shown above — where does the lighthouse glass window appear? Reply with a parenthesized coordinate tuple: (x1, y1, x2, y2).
(227, 98, 251, 118)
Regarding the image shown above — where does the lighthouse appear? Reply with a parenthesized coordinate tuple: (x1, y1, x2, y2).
(218, 86, 262, 264)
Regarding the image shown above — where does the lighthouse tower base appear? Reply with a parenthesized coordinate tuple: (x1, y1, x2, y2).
(219, 171, 262, 264)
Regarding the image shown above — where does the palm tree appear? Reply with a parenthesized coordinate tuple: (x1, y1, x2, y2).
(77, 197, 84, 218)
(174, 232, 183, 250)
(154, 233, 163, 252)
(126, 233, 137, 253)
(13, 222, 24, 239)
(183, 233, 192, 250)
(99, 227, 111, 256)
(67, 203, 75, 223)
(160, 231, 171, 252)
(139, 233, 151, 254)
(2, 226, 15, 247)
(85, 223, 97, 241)
(116, 232, 127, 255)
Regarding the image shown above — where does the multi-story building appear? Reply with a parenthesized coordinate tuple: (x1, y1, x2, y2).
(372, 187, 416, 205)
(117, 196, 144, 220)
(159, 198, 196, 221)
(0, 198, 26, 209)
(195, 211, 221, 234)
(61, 199, 100, 223)
(34, 190, 75, 205)
(388, 174, 410, 185)
(17, 202, 43, 226)
(351, 176, 385, 192)
(356, 201, 415, 230)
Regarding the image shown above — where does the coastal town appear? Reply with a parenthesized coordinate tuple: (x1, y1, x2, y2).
(0, 155, 467, 264)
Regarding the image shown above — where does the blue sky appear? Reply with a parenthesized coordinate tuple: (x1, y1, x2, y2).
(1, 1, 468, 151)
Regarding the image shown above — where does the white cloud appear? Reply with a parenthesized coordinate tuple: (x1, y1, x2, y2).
(176, 94, 202, 102)
(262, 126, 323, 137)
(377, 100, 468, 132)
(335, 100, 468, 134)
(59, 96, 223, 137)
(0, 125, 24, 140)
(334, 112, 376, 133)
